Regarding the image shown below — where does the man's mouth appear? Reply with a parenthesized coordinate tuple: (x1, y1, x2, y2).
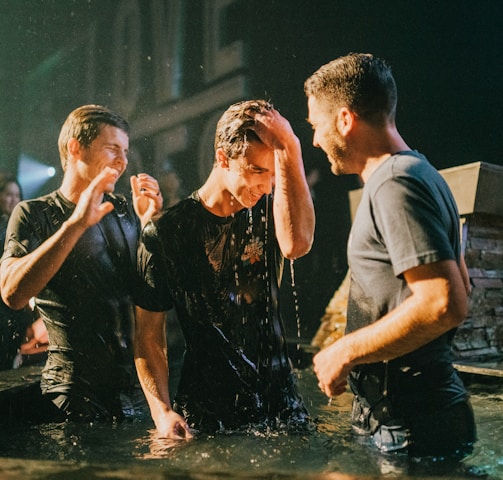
(249, 191, 261, 202)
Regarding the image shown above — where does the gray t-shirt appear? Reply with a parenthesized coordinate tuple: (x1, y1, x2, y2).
(347, 151, 467, 411)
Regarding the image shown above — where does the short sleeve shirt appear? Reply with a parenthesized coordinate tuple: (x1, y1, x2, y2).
(2, 190, 140, 402)
(135, 193, 308, 430)
(347, 152, 461, 369)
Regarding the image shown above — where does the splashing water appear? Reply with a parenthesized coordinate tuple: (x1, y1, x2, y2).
(0, 368, 500, 479)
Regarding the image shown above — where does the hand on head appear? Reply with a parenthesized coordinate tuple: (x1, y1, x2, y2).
(248, 106, 298, 152)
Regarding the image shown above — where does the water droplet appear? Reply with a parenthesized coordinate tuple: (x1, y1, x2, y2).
(289, 259, 302, 360)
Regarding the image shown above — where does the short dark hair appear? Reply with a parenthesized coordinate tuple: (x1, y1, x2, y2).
(304, 53, 397, 126)
(214, 99, 273, 160)
(58, 105, 130, 170)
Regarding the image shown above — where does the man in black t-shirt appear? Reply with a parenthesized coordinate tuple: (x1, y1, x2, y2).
(1, 105, 162, 421)
(134, 100, 315, 438)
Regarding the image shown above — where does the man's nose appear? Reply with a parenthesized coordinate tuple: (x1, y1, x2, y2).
(115, 151, 128, 169)
(262, 173, 274, 195)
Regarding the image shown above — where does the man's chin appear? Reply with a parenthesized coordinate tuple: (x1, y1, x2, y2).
(248, 195, 263, 207)
(330, 162, 343, 176)
(104, 184, 117, 194)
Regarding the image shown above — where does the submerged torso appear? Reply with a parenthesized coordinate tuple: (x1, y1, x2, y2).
(137, 193, 309, 431)
(2, 190, 139, 411)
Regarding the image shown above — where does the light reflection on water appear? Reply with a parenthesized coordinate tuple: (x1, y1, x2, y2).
(0, 367, 501, 480)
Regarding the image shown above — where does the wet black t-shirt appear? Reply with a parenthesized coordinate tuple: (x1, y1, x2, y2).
(2, 190, 140, 414)
(136, 193, 308, 431)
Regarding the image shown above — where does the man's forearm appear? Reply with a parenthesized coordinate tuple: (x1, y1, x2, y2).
(134, 307, 174, 427)
(273, 143, 315, 259)
(1, 219, 86, 309)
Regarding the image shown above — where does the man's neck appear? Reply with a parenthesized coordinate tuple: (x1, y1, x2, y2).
(359, 127, 410, 183)
(197, 173, 238, 217)
(59, 174, 87, 205)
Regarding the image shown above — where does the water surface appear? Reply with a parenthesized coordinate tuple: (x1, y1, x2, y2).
(0, 365, 501, 480)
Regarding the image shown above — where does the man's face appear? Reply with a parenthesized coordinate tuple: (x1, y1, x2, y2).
(307, 96, 349, 175)
(80, 125, 129, 186)
(226, 141, 275, 208)
(0, 181, 21, 216)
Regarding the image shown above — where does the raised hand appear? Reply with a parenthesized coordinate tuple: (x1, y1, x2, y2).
(131, 173, 163, 227)
(248, 106, 300, 152)
(68, 167, 119, 230)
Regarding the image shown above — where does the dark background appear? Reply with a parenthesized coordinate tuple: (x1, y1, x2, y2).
(1, 1, 501, 173)
(1, 0, 502, 340)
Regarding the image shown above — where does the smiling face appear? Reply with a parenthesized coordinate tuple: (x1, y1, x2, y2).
(307, 96, 350, 176)
(77, 124, 129, 188)
(224, 140, 275, 209)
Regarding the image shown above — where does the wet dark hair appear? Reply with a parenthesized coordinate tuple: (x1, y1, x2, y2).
(214, 99, 273, 160)
(58, 104, 130, 170)
(304, 53, 397, 126)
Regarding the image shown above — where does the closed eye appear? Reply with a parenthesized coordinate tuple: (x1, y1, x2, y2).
(106, 144, 128, 157)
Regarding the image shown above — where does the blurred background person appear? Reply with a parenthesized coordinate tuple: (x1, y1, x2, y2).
(0, 173, 47, 369)
(159, 166, 185, 209)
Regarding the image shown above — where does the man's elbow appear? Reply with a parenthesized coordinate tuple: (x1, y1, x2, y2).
(1, 289, 27, 311)
(448, 295, 469, 328)
(1, 263, 24, 310)
(438, 291, 468, 330)
(282, 233, 314, 260)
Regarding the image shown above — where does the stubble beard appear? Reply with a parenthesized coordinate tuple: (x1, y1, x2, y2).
(328, 146, 348, 176)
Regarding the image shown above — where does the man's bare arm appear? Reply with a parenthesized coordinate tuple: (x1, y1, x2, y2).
(252, 108, 315, 259)
(134, 306, 193, 439)
(1, 168, 119, 310)
(314, 259, 468, 398)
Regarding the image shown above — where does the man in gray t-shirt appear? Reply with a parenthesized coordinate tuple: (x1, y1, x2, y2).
(305, 53, 475, 457)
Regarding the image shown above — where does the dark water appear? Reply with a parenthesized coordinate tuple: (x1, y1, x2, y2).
(0, 365, 501, 480)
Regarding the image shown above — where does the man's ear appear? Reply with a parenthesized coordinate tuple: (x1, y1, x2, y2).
(215, 148, 230, 169)
(337, 107, 355, 137)
(67, 138, 81, 158)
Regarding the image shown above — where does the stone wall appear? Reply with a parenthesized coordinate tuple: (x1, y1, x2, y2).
(454, 214, 503, 359)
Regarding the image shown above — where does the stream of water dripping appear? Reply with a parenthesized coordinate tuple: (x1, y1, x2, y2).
(289, 258, 303, 365)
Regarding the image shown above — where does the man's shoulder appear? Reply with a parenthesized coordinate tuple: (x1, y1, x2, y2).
(144, 197, 198, 235)
(13, 191, 62, 217)
(157, 196, 199, 222)
(368, 151, 440, 188)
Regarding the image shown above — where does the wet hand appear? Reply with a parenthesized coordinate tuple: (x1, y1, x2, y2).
(70, 167, 119, 229)
(131, 174, 163, 226)
(313, 341, 350, 398)
(249, 106, 299, 152)
(19, 318, 49, 355)
(156, 410, 194, 441)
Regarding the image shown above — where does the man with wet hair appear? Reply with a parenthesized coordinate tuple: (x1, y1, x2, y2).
(1, 105, 162, 421)
(134, 99, 315, 438)
(306, 53, 476, 456)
